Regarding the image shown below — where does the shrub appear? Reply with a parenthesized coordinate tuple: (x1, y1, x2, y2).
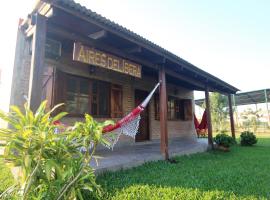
(240, 131, 257, 146)
(214, 133, 235, 148)
(0, 101, 113, 199)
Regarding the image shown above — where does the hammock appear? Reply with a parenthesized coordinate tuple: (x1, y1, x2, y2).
(194, 110, 208, 137)
(53, 82, 160, 149)
(102, 82, 161, 149)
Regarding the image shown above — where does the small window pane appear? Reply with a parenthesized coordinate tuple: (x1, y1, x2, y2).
(98, 83, 110, 116)
(67, 78, 76, 93)
(66, 96, 79, 113)
(80, 79, 89, 96)
(92, 103, 97, 115)
(92, 81, 97, 94)
(78, 97, 89, 114)
(92, 95, 97, 103)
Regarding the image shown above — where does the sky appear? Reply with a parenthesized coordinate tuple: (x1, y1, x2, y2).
(0, 0, 269, 112)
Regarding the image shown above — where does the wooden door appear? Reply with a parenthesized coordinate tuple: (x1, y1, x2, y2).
(135, 90, 150, 142)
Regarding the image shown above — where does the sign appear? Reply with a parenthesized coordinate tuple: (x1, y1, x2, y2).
(73, 42, 141, 78)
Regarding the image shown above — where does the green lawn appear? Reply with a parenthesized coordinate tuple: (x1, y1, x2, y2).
(97, 137, 270, 200)
(1, 138, 270, 199)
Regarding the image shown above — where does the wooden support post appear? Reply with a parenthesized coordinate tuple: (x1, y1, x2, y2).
(228, 94, 236, 139)
(205, 86, 213, 148)
(159, 65, 169, 160)
(28, 14, 47, 112)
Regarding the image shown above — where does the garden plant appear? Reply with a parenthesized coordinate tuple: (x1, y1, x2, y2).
(240, 131, 257, 146)
(0, 101, 113, 199)
(213, 133, 235, 151)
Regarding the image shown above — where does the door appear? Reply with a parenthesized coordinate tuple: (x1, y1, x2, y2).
(135, 90, 150, 142)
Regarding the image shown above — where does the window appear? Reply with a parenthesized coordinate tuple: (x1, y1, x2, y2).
(91, 81, 110, 117)
(60, 74, 122, 118)
(155, 94, 192, 121)
(65, 77, 90, 115)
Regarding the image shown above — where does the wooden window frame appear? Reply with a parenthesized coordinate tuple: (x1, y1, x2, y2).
(155, 94, 192, 121)
(54, 72, 123, 118)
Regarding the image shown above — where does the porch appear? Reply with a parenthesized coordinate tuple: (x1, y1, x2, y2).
(91, 138, 208, 174)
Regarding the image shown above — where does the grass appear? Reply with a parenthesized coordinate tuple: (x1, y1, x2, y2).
(97, 137, 270, 200)
(1, 137, 270, 199)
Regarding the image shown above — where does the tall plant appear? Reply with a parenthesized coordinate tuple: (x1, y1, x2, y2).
(0, 101, 113, 199)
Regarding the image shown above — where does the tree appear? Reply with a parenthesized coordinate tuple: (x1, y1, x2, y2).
(203, 93, 229, 132)
(241, 108, 262, 133)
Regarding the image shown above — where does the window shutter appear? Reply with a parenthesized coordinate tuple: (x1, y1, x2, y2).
(111, 84, 123, 118)
(42, 66, 55, 110)
(53, 69, 66, 112)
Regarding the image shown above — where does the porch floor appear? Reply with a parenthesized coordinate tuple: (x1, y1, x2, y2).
(91, 138, 208, 174)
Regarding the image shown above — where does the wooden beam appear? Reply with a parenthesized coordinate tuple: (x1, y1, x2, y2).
(28, 14, 47, 112)
(88, 30, 107, 40)
(205, 86, 213, 148)
(38, 3, 54, 18)
(228, 94, 236, 139)
(159, 65, 169, 160)
(25, 25, 35, 38)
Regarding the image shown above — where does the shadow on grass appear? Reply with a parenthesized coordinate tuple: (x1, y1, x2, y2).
(96, 138, 270, 199)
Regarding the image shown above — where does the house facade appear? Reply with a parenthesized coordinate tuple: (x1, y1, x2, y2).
(10, 0, 238, 157)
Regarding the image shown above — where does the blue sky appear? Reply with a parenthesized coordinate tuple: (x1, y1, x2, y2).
(0, 0, 269, 110)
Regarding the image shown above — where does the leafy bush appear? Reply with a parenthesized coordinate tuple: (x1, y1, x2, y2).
(214, 133, 235, 148)
(240, 131, 257, 146)
(0, 101, 113, 199)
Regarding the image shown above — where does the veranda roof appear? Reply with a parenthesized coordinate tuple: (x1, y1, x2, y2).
(31, 0, 239, 94)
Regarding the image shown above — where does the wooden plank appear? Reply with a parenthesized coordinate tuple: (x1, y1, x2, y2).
(205, 86, 213, 148)
(159, 65, 169, 160)
(228, 94, 236, 139)
(28, 14, 47, 112)
(73, 42, 142, 78)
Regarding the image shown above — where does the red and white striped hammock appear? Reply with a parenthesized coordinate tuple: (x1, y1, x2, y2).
(102, 82, 160, 148)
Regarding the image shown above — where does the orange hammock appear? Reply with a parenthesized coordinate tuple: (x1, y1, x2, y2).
(194, 110, 208, 137)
